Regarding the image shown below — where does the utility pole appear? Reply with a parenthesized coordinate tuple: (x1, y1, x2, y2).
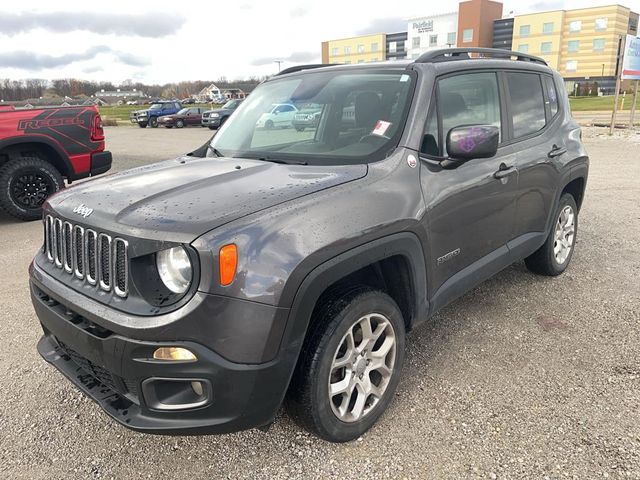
(630, 80, 639, 129)
(274, 60, 283, 72)
(610, 36, 625, 135)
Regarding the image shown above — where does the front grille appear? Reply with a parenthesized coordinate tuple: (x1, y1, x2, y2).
(44, 215, 129, 297)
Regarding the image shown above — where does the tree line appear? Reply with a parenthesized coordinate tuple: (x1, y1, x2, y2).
(0, 77, 266, 101)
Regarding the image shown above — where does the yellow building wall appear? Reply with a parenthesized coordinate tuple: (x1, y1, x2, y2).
(558, 5, 631, 78)
(512, 11, 565, 69)
(325, 34, 387, 64)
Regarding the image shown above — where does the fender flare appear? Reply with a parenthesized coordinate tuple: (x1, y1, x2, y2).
(278, 232, 429, 358)
(544, 157, 588, 235)
(0, 135, 73, 177)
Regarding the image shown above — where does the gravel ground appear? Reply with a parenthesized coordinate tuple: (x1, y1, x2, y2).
(0, 126, 639, 479)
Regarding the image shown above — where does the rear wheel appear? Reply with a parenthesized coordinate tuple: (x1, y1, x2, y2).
(525, 193, 578, 276)
(286, 288, 405, 442)
(0, 157, 64, 221)
(149, 117, 158, 128)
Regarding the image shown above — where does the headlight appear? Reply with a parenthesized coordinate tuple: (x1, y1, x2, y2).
(156, 247, 192, 294)
(211, 113, 220, 118)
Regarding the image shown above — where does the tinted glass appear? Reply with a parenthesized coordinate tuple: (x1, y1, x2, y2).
(544, 75, 559, 117)
(507, 72, 546, 137)
(438, 72, 501, 155)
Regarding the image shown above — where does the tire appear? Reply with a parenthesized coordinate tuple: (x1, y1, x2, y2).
(0, 157, 64, 221)
(525, 193, 578, 276)
(138, 122, 147, 128)
(265, 120, 274, 130)
(295, 127, 305, 132)
(219, 117, 228, 127)
(164, 126, 173, 129)
(149, 117, 158, 128)
(286, 288, 406, 442)
(208, 126, 216, 130)
(176, 120, 184, 128)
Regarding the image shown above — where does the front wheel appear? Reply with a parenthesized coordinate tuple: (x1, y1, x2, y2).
(149, 117, 158, 128)
(525, 193, 578, 276)
(265, 120, 274, 130)
(0, 157, 64, 221)
(286, 289, 405, 442)
(138, 122, 147, 128)
(176, 119, 184, 128)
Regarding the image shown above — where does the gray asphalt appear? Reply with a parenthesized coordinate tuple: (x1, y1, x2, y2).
(0, 126, 639, 479)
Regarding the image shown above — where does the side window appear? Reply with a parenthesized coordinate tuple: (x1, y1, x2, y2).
(543, 75, 559, 118)
(438, 72, 501, 156)
(421, 100, 439, 156)
(506, 72, 546, 138)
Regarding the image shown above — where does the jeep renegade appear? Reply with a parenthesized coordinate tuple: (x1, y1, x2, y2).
(30, 48, 588, 442)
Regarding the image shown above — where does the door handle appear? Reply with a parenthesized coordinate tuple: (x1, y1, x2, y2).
(493, 163, 514, 179)
(548, 144, 567, 158)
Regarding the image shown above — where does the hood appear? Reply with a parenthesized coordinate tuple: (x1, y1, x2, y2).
(47, 156, 367, 242)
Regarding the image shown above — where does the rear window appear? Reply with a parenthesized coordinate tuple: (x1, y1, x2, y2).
(506, 72, 546, 138)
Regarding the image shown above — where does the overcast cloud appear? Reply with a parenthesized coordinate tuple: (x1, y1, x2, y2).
(0, 0, 612, 84)
(1, 11, 184, 38)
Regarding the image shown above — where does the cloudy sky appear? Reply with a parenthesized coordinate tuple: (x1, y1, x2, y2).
(0, 0, 612, 84)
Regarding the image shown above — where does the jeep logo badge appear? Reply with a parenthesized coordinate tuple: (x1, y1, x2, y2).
(73, 204, 93, 218)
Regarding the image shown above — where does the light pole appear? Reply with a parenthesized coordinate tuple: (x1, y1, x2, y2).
(274, 60, 283, 72)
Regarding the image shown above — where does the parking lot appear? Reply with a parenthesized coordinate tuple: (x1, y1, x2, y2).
(0, 126, 639, 479)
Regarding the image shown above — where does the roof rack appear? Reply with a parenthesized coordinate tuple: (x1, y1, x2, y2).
(415, 48, 547, 66)
(276, 64, 336, 76)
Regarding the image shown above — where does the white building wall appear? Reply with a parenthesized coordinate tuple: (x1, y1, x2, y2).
(407, 12, 459, 59)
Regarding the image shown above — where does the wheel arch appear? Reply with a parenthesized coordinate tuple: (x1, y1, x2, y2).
(0, 136, 72, 178)
(281, 232, 429, 357)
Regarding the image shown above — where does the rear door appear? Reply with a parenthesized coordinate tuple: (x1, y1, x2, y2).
(503, 71, 562, 244)
(419, 70, 518, 309)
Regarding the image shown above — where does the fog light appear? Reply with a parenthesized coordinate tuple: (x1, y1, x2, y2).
(191, 381, 204, 396)
(153, 347, 197, 362)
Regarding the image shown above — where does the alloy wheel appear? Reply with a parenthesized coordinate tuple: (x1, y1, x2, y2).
(10, 171, 54, 208)
(553, 205, 575, 264)
(328, 313, 396, 423)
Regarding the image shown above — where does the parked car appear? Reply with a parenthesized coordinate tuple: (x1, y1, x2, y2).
(158, 107, 206, 128)
(201, 99, 244, 129)
(130, 101, 182, 128)
(256, 103, 298, 129)
(292, 104, 322, 131)
(30, 49, 588, 443)
(0, 105, 110, 221)
(181, 98, 196, 105)
(126, 100, 139, 105)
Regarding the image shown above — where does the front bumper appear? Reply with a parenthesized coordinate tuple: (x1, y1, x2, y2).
(130, 115, 148, 124)
(30, 264, 296, 435)
(202, 117, 220, 127)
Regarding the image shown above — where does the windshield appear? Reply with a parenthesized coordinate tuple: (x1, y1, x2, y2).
(208, 70, 415, 164)
(223, 100, 241, 109)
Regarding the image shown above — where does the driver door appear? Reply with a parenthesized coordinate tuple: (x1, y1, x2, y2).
(419, 71, 518, 310)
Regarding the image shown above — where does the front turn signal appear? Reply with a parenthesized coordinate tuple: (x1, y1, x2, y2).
(153, 347, 197, 362)
(219, 244, 238, 286)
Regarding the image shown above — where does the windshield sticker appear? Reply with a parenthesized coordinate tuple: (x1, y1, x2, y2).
(372, 120, 391, 137)
(400, 74, 410, 82)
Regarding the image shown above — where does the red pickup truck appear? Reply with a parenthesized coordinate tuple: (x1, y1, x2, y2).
(0, 105, 112, 221)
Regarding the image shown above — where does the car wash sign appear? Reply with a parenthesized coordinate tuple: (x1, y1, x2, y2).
(622, 34, 640, 80)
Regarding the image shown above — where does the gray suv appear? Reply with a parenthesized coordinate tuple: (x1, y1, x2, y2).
(30, 49, 588, 443)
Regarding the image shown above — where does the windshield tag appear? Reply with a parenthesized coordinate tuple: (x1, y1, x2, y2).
(372, 120, 391, 137)
(400, 74, 410, 82)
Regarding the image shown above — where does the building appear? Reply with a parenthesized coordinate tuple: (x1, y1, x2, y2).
(195, 84, 223, 102)
(458, 0, 503, 47)
(386, 32, 408, 61)
(321, 33, 386, 64)
(492, 17, 514, 50)
(512, 10, 565, 70)
(407, 12, 458, 59)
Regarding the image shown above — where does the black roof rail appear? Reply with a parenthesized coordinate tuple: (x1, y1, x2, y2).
(415, 48, 547, 66)
(276, 64, 336, 76)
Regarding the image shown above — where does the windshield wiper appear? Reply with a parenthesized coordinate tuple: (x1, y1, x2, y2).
(240, 155, 307, 165)
(209, 146, 224, 157)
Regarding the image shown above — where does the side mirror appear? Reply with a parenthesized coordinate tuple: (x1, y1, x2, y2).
(446, 125, 499, 161)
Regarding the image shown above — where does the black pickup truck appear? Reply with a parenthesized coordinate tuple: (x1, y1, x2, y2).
(30, 49, 588, 442)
